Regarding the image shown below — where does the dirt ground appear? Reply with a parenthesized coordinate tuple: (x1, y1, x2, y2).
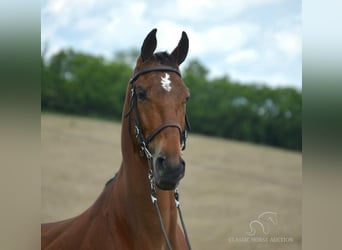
(41, 113, 302, 250)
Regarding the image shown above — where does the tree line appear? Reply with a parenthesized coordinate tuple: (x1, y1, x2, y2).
(41, 49, 301, 151)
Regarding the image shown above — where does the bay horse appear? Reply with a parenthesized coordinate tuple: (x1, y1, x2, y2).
(42, 28, 192, 250)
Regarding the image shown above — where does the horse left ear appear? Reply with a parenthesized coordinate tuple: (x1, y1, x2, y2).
(141, 28, 157, 62)
(171, 31, 189, 65)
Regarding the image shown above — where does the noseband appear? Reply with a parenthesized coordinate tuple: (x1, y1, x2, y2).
(125, 66, 192, 250)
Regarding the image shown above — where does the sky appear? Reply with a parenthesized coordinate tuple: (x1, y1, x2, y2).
(41, 0, 302, 89)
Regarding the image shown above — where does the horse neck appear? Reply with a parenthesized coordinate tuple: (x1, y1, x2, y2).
(114, 86, 178, 241)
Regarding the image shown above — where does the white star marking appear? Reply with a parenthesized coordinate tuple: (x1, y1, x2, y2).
(161, 73, 172, 92)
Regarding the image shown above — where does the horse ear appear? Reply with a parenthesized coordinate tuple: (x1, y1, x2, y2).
(141, 28, 157, 62)
(171, 31, 189, 65)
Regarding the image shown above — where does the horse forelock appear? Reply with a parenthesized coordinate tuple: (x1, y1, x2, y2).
(135, 51, 178, 71)
(155, 51, 178, 67)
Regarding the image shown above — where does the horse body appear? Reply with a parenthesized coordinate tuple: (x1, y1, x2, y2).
(42, 174, 186, 249)
(42, 29, 190, 250)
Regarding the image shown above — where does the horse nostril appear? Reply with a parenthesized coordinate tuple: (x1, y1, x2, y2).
(156, 156, 168, 170)
(153, 155, 186, 190)
(155, 155, 185, 171)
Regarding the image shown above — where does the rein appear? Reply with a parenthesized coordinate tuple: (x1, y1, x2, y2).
(125, 66, 192, 250)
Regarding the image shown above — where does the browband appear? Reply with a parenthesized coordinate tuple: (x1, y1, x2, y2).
(130, 66, 181, 84)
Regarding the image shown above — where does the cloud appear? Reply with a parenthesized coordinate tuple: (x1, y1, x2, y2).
(41, 0, 301, 89)
(176, 0, 283, 22)
(42, 1, 153, 57)
(186, 23, 260, 58)
(274, 31, 301, 57)
(45, 0, 64, 15)
(225, 49, 259, 64)
(228, 69, 300, 89)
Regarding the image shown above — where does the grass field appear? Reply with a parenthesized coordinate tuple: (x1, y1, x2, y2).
(41, 112, 302, 250)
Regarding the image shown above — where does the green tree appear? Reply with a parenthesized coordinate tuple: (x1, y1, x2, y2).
(42, 51, 301, 150)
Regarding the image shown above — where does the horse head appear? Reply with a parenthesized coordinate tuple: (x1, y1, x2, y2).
(127, 28, 190, 190)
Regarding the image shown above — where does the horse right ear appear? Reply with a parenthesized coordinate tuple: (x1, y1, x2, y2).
(171, 31, 189, 65)
(140, 28, 157, 62)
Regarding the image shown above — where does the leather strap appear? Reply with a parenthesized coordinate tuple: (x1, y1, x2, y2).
(130, 66, 181, 84)
(145, 122, 183, 145)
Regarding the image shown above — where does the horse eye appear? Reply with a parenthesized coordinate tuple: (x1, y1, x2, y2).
(185, 95, 190, 103)
(136, 89, 147, 101)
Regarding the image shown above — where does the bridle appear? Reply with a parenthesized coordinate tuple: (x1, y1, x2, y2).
(125, 65, 192, 250)
(127, 65, 190, 156)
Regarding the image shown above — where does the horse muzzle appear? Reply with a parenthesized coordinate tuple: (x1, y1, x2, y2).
(153, 155, 185, 190)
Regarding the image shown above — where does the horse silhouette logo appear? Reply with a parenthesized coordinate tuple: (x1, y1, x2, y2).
(246, 211, 278, 236)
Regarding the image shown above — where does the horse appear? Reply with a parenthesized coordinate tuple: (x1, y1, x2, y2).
(41, 28, 192, 250)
